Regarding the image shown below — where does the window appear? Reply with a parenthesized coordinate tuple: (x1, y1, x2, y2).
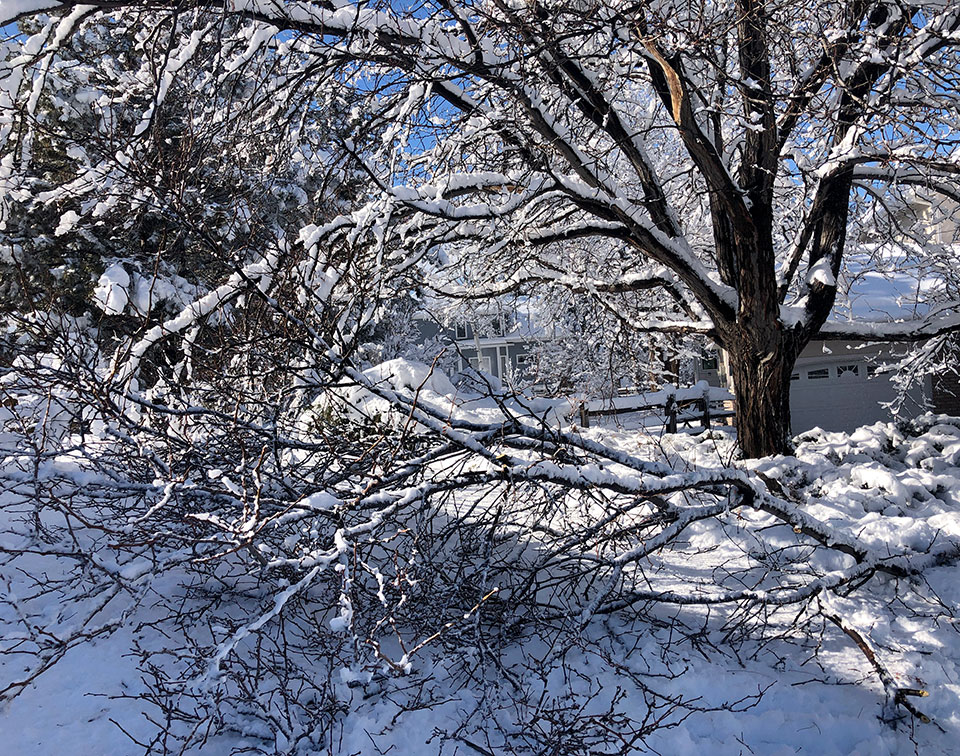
(701, 356, 719, 371)
(867, 364, 890, 377)
(807, 368, 829, 380)
(487, 315, 507, 336)
(837, 364, 860, 379)
(515, 353, 534, 375)
(790, 373, 800, 381)
(454, 323, 469, 340)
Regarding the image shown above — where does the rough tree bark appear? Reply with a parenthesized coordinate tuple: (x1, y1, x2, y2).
(724, 325, 799, 458)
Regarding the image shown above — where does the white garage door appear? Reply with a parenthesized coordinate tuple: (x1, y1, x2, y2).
(790, 361, 904, 433)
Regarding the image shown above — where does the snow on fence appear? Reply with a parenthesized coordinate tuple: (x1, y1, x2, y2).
(575, 381, 735, 431)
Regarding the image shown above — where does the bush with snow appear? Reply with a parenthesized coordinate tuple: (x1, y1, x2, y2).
(2, 315, 959, 753)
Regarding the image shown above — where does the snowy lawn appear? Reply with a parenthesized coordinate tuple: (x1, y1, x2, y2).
(2, 411, 959, 755)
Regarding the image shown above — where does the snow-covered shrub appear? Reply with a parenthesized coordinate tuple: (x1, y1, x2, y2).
(3, 283, 959, 752)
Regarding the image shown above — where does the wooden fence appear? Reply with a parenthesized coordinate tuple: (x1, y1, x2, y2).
(576, 383, 735, 431)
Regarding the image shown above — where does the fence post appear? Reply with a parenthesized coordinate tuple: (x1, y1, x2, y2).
(701, 386, 711, 429)
(579, 402, 590, 428)
(665, 390, 677, 434)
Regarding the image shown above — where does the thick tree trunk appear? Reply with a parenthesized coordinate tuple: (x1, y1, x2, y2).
(725, 328, 798, 459)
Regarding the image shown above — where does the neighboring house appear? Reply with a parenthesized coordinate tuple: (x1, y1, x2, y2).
(695, 249, 957, 434)
(417, 304, 658, 395)
(414, 308, 544, 387)
(786, 340, 931, 434)
(695, 339, 938, 436)
(448, 313, 538, 385)
(888, 190, 959, 246)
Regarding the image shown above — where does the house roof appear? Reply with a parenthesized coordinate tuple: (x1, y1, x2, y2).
(829, 243, 948, 324)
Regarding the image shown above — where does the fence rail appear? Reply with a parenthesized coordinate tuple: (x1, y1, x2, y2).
(576, 382, 735, 431)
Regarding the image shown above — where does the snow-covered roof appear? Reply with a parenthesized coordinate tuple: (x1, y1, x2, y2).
(830, 244, 947, 324)
(837, 270, 930, 322)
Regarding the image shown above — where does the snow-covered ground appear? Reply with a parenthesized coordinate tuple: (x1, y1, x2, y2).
(2, 412, 959, 754)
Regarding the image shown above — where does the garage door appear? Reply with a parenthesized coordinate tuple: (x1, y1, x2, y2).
(790, 361, 903, 433)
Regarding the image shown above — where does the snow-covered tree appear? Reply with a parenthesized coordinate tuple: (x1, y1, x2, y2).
(5, 1, 960, 455)
(3, 7, 960, 750)
(1, 11, 361, 371)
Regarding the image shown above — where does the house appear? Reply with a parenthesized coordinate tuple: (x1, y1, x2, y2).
(695, 244, 957, 434)
(413, 306, 545, 389)
(695, 188, 960, 435)
(446, 312, 538, 385)
(694, 338, 940, 436)
(415, 302, 660, 397)
(883, 190, 960, 247)
(786, 340, 931, 434)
